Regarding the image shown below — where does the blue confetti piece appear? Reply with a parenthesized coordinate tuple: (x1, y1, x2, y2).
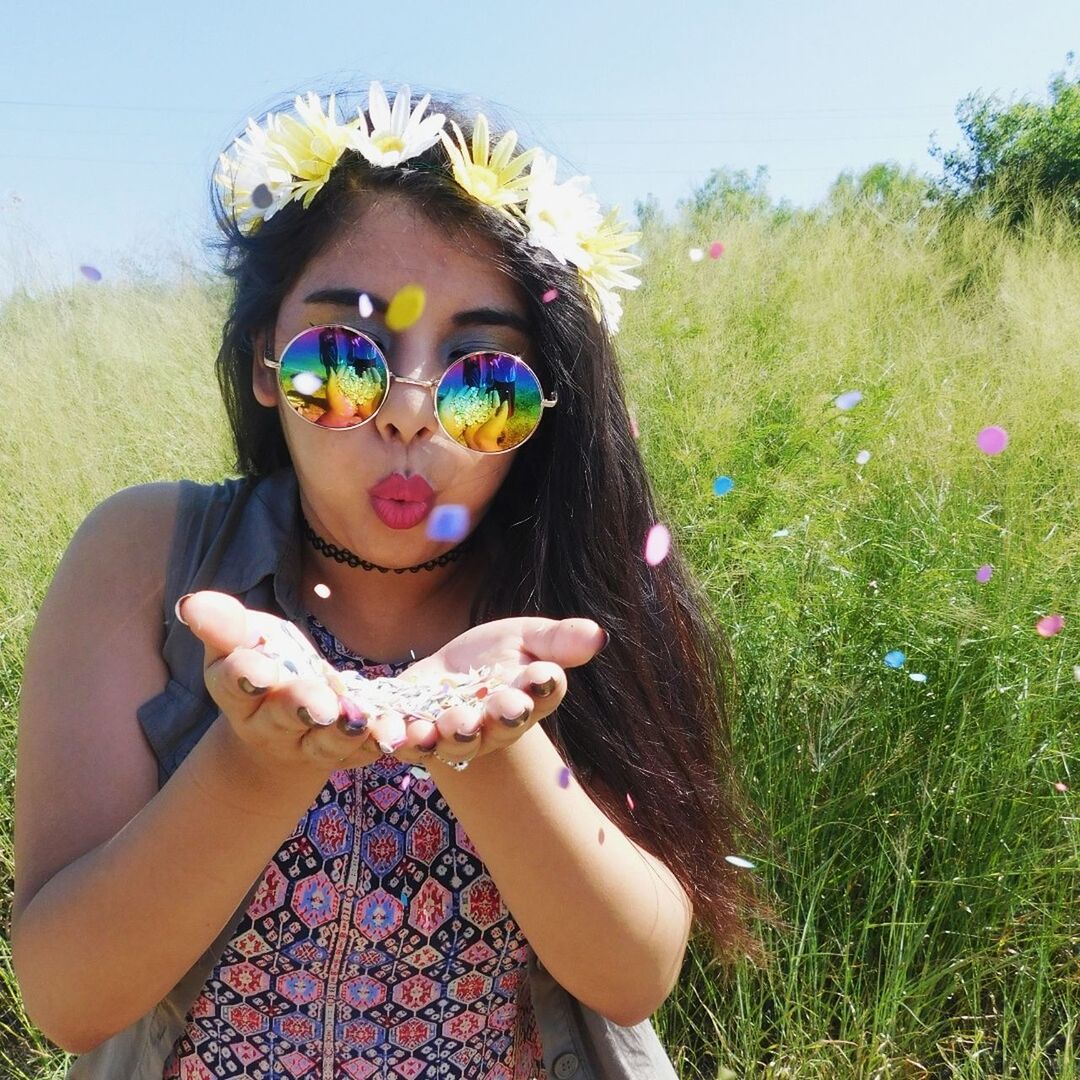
(884, 650, 906, 669)
(712, 475, 734, 497)
(426, 503, 470, 542)
(835, 390, 863, 411)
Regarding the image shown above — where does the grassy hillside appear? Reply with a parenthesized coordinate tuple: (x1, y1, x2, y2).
(1, 200, 1077, 1078)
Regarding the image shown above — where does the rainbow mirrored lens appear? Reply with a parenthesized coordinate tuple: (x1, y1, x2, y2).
(279, 325, 388, 428)
(436, 353, 544, 452)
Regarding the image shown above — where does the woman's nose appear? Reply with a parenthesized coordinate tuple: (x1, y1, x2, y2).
(373, 376, 440, 444)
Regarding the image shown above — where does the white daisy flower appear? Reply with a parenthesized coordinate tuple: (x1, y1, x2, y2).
(350, 82, 446, 167)
(523, 151, 603, 268)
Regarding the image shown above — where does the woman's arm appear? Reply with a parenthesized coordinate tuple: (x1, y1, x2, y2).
(428, 724, 693, 1026)
(12, 488, 335, 1053)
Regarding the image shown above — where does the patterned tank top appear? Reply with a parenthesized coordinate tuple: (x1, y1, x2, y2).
(163, 614, 548, 1080)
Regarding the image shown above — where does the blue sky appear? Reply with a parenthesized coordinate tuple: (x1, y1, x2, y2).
(2, 0, 1078, 292)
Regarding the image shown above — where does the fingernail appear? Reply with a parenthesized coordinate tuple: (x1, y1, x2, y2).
(530, 678, 556, 698)
(338, 697, 369, 736)
(501, 708, 530, 728)
(454, 726, 481, 743)
(238, 676, 269, 696)
(597, 629, 611, 653)
(377, 714, 407, 753)
(174, 594, 195, 627)
(298, 705, 335, 727)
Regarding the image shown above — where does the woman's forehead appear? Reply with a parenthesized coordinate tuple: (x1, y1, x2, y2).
(293, 198, 522, 313)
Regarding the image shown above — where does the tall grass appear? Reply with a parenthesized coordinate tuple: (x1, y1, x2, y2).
(1, 199, 1077, 1078)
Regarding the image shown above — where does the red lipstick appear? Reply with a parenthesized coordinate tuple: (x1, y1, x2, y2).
(368, 473, 436, 530)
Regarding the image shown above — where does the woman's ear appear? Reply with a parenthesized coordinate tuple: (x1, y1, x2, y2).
(251, 330, 277, 408)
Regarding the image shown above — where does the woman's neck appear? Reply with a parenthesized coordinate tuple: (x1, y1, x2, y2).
(299, 544, 487, 664)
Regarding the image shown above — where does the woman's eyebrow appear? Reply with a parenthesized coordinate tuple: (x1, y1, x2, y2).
(452, 308, 531, 335)
(303, 287, 387, 312)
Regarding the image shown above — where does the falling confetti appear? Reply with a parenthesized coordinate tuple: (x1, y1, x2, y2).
(251, 183, 273, 210)
(1074, 665, 1080, 682)
(884, 650, 906, 669)
(976, 564, 994, 584)
(541, 288, 559, 303)
(626, 793, 635, 811)
(725, 855, 755, 869)
(410, 765, 430, 779)
(909, 672, 928, 683)
(1054, 781, 1069, 793)
(688, 247, 704, 262)
(558, 766, 571, 789)
(855, 449, 872, 465)
(358, 292, 375, 318)
(386, 283, 426, 332)
(630, 417, 640, 439)
(772, 528, 790, 538)
(976, 425, 1009, 455)
(313, 583, 331, 599)
(712, 475, 734, 497)
(1036, 614, 1065, 638)
(835, 390, 863, 411)
(399, 772, 413, 791)
(644, 523, 671, 566)
(427, 504, 470, 542)
(708, 241, 725, 259)
(79, 265, 102, 282)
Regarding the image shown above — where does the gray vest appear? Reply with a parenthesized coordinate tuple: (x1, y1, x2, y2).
(65, 467, 677, 1080)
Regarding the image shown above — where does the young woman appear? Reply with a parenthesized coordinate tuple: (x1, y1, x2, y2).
(13, 83, 769, 1079)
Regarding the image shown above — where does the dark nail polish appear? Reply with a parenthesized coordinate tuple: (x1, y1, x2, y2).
(454, 727, 481, 743)
(501, 708, 530, 728)
(530, 678, 556, 698)
(598, 629, 610, 653)
(238, 676, 269, 696)
(340, 717, 369, 736)
(299, 706, 334, 727)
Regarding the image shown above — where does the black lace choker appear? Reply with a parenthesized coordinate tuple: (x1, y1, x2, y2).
(301, 515, 475, 574)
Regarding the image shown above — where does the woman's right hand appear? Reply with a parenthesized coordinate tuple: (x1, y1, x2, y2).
(177, 591, 391, 776)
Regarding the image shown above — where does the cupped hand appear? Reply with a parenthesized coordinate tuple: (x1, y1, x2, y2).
(177, 591, 393, 776)
(392, 615, 608, 771)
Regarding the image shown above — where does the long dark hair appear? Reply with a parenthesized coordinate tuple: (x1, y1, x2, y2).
(211, 89, 776, 964)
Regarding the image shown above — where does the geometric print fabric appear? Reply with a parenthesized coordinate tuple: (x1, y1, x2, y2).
(163, 615, 547, 1079)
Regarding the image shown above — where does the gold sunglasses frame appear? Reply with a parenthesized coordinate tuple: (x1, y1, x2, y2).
(263, 322, 558, 455)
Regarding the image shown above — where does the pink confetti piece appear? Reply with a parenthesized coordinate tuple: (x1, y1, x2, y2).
(626, 793, 635, 811)
(977, 425, 1009, 455)
(975, 564, 993, 584)
(708, 241, 725, 259)
(313, 583, 331, 599)
(1036, 614, 1065, 638)
(558, 766, 571, 789)
(541, 288, 559, 304)
(1054, 781, 1069, 793)
(399, 773, 413, 791)
(79, 264, 102, 282)
(630, 417, 640, 439)
(644, 523, 671, 566)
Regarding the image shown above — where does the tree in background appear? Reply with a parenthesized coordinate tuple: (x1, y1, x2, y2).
(824, 161, 934, 224)
(929, 53, 1080, 228)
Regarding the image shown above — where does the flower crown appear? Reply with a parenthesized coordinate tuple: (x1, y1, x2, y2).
(215, 83, 642, 333)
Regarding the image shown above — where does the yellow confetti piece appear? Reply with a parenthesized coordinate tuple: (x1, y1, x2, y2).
(385, 283, 426, 332)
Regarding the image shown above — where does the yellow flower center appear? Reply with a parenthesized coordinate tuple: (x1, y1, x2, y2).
(464, 163, 501, 204)
(374, 133, 406, 154)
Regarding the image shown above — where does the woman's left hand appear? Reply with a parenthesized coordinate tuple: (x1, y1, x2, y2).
(384, 616, 608, 771)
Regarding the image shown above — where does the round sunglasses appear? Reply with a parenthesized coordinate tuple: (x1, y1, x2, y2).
(264, 323, 558, 454)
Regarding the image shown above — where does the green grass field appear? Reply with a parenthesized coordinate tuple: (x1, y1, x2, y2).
(1, 199, 1077, 1078)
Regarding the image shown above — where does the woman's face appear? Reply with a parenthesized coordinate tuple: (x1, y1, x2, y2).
(253, 193, 535, 568)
